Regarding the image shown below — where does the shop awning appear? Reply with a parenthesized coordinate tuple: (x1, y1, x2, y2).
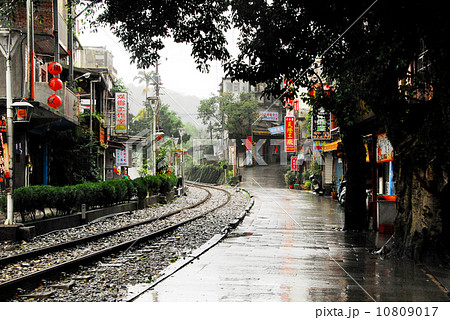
(323, 140, 342, 152)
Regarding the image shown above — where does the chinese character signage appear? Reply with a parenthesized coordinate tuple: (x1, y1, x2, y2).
(268, 125, 284, 135)
(291, 156, 297, 171)
(115, 92, 128, 134)
(312, 107, 331, 140)
(313, 140, 327, 151)
(294, 99, 300, 111)
(260, 111, 279, 122)
(377, 133, 394, 163)
(116, 149, 128, 167)
(246, 136, 252, 151)
(285, 116, 295, 152)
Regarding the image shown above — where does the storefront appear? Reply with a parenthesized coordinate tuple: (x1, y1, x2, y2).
(376, 133, 396, 233)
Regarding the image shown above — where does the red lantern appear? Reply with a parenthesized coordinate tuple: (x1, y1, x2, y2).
(47, 94, 62, 109)
(48, 61, 63, 75)
(48, 77, 63, 91)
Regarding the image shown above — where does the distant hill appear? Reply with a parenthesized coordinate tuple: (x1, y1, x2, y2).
(126, 82, 206, 129)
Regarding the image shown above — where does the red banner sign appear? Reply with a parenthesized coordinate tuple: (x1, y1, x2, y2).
(294, 99, 299, 111)
(246, 136, 252, 151)
(291, 156, 297, 171)
(285, 116, 295, 152)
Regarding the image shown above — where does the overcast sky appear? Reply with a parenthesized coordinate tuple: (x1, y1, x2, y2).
(78, 27, 230, 99)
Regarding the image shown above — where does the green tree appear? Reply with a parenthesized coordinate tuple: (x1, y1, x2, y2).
(222, 92, 258, 139)
(198, 92, 257, 139)
(133, 70, 156, 98)
(159, 104, 190, 142)
(112, 77, 128, 93)
(197, 93, 230, 138)
(128, 112, 148, 136)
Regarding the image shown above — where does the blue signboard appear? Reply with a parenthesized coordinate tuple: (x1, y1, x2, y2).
(268, 125, 284, 135)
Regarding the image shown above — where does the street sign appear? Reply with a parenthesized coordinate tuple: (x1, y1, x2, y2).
(259, 111, 279, 121)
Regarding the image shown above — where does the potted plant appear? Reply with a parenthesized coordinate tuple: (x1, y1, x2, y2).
(331, 176, 338, 199)
(304, 180, 312, 190)
(284, 170, 297, 189)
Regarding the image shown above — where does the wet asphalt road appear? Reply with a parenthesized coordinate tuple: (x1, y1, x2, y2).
(136, 165, 450, 302)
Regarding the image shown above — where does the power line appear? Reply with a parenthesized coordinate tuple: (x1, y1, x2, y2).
(252, 0, 379, 125)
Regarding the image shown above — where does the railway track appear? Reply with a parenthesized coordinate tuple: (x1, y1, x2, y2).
(0, 183, 233, 301)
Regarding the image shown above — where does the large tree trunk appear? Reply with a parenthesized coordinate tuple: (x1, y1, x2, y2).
(341, 126, 368, 231)
(391, 157, 450, 263)
(382, 97, 450, 263)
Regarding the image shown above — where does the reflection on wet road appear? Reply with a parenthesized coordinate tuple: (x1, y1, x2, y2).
(137, 165, 449, 302)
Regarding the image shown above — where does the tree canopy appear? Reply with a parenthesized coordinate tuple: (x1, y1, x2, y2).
(198, 92, 258, 139)
(129, 103, 190, 142)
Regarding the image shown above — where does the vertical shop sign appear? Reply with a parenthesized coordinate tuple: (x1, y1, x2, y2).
(312, 107, 331, 140)
(294, 99, 300, 111)
(377, 133, 394, 163)
(291, 156, 297, 171)
(246, 136, 253, 166)
(115, 92, 128, 134)
(116, 148, 128, 167)
(0, 117, 8, 181)
(246, 136, 252, 151)
(285, 116, 295, 152)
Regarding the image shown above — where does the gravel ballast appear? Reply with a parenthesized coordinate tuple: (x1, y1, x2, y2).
(2, 185, 251, 301)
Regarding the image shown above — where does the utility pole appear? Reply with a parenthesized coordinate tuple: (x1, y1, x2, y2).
(67, 0, 74, 88)
(149, 61, 161, 175)
(53, 0, 59, 63)
(27, 0, 35, 100)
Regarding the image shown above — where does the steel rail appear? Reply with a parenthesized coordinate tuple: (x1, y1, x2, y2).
(0, 185, 231, 301)
(0, 186, 210, 268)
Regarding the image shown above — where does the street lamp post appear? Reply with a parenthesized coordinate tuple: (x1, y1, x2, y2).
(0, 28, 22, 225)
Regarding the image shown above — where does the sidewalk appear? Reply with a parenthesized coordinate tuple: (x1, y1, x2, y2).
(135, 170, 449, 301)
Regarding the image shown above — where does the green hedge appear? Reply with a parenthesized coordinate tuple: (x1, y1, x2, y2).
(0, 174, 177, 222)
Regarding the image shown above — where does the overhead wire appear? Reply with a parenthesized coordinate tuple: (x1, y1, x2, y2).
(252, 0, 379, 126)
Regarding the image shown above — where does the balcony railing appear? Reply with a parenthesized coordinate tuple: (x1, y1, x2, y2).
(33, 82, 79, 124)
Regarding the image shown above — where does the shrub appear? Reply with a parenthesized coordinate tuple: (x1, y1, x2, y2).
(0, 174, 177, 219)
(145, 175, 161, 195)
(284, 171, 297, 186)
(133, 177, 148, 200)
(159, 174, 177, 194)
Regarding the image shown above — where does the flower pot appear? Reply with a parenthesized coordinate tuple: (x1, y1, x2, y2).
(289, 185, 294, 189)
